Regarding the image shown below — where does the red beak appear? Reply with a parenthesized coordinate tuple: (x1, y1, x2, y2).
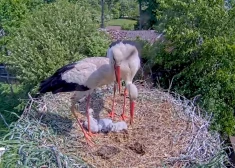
(114, 65, 121, 94)
(130, 101, 135, 124)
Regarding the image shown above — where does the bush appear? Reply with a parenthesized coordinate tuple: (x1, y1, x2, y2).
(121, 23, 134, 30)
(144, 0, 235, 135)
(2, 0, 110, 91)
(0, 83, 26, 138)
(0, 0, 49, 55)
(0, 0, 45, 33)
(0, 0, 56, 138)
(85, 34, 111, 56)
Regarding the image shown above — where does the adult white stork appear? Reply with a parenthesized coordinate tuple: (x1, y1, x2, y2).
(107, 40, 141, 124)
(39, 57, 118, 146)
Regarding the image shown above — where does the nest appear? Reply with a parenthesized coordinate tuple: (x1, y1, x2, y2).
(2, 82, 229, 168)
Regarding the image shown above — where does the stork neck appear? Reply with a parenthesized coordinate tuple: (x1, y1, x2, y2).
(126, 49, 138, 61)
(125, 81, 132, 86)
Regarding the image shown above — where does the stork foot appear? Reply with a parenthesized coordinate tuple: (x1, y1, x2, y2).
(130, 118, 134, 125)
(87, 131, 98, 137)
(108, 111, 116, 119)
(121, 89, 128, 96)
(120, 114, 128, 121)
(83, 132, 95, 147)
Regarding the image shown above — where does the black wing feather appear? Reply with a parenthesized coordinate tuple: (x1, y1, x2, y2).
(39, 62, 89, 94)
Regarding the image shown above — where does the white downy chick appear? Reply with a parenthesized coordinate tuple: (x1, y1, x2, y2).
(108, 121, 128, 132)
(83, 108, 99, 133)
(97, 118, 113, 133)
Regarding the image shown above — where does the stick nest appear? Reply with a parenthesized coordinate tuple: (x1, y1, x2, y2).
(3, 81, 229, 168)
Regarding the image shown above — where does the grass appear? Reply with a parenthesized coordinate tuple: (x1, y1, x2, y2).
(106, 19, 137, 26)
(0, 116, 88, 168)
(106, 19, 137, 30)
(0, 83, 26, 138)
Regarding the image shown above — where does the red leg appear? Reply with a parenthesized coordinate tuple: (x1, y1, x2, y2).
(108, 83, 116, 119)
(130, 101, 135, 125)
(70, 104, 94, 147)
(85, 94, 96, 137)
(120, 87, 128, 120)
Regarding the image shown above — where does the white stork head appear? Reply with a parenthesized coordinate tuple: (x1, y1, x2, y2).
(107, 42, 138, 93)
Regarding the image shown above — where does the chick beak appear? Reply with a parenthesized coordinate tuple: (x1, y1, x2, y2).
(130, 100, 135, 125)
(114, 65, 121, 94)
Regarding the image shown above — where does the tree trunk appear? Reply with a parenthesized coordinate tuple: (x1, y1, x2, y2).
(139, 0, 142, 30)
(101, 0, 105, 28)
(4, 64, 14, 95)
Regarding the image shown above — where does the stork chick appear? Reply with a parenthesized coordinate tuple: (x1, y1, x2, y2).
(83, 108, 128, 133)
(97, 118, 113, 133)
(83, 108, 113, 133)
(107, 121, 128, 132)
(83, 108, 99, 133)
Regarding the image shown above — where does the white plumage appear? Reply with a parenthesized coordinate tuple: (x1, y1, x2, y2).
(107, 41, 141, 124)
(83, 108, 128, 133)
(107, 41, 141, 85)
(98, 118, 113, 133)
(83, 108, 99, 133)
(107, 121, 128, 132)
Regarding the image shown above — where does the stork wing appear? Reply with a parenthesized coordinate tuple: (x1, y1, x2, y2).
(61, 62, 97, 89)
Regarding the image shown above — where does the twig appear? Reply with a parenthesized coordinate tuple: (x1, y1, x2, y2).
(50, 146, 62, 168)
(168, 75, 175, 93)
(0, 113, 9, 127)
(19, 93, 34, 121)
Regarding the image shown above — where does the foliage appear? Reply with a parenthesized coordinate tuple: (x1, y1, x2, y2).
(110, 6, 121, 19)
(85, 33, 111, 56)
(82, 0, 106, 23)
(121, 23, 135, 30)
(71, 0, 112, 22)
(119, 0, 139, 18)
(106, 0, 138, 19)
(0, 83, 26, 138)
(135, 0, 159, 29)
(146, 0, 235, 135)
(0, 0, 46, 33)
(0, 0, 50, 53)
(0, 0, 51, 138)
(2, 0, 110, 92)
